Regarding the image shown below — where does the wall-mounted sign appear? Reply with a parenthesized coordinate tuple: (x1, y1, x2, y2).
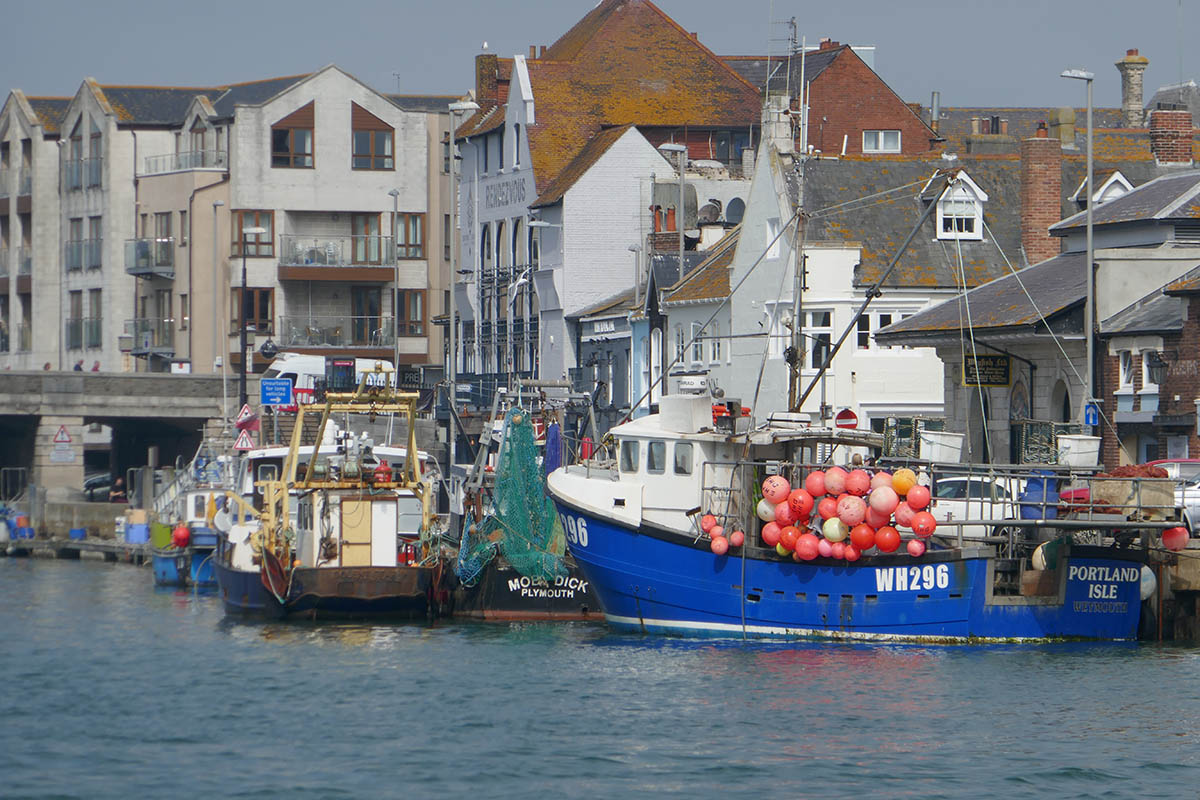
(963, 354, 1011, 387)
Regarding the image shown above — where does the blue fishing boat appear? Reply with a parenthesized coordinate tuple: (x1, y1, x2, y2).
(150, 449, 233, 589)
(548, 395, 1170, 642)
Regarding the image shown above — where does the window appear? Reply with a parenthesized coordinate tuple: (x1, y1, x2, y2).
(863, 130, 901, 153)
(397, 289, 425, 336)
(232, 287, 274, 335)
(691, 322, 704, 364)
(86, 289, 102, 348)
(442, 135, 450, 174)
(619, 440, 639, 473)
(936, 178, 987, 241)
(711, 323, 722, 363)
(1142, 353, 1160, 391)
(1119, 351, 1134, 389)
(350, 103, 394, 170)
(497, 126, 505, 171)
(179, 210, 187, 245)
(271, 102, 314, 168)
(67, 291, 83, 349)
(647, 440, 665, 473)
(673, 442, 693, 475)
(396, 213, 424, 259)
(674, 324, 685, 364)
(66, 218, 83, 271)
(481, 133, 488, 174)
(232, 211, 274, 256)
(806, 309, 833, 369)
(87, 216, 102, 269)
(179, 294, 189, 330)
(351, 213, 381, 264)
(190, 119, 206, 154)
(855, 312, 896, 350)
(513, 123, 520, 167)
(87, 127, 102, 187)
(444, 214, 451, 261)
(67, 119, 82, 190)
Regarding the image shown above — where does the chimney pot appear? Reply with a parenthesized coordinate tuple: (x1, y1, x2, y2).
(1001, 119, 1009, 135)
(529, 45, 536, 58)
(1036, 121, 1048, 138)
(1127, 48, 1139, 56)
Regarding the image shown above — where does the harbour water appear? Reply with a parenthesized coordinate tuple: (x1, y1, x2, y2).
(4, 559, 1200, 799)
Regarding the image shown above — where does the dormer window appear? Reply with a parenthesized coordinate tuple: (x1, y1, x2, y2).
(1070, 170, 1133, 210)
(863, 130, 900, 153)
(936, 174, 987, 241)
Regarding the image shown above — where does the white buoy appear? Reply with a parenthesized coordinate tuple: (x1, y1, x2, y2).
(1140, 565, 1157, 602)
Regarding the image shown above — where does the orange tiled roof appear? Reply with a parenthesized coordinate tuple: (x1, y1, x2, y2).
(662, 226, 740, 304)
(531, 124, 634, 208)
(460, 0, 761, 196)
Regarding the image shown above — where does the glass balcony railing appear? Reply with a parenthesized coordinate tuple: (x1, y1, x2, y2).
(85, 158, 102, 188)
(65, 161, 82, 191)
(65, 240, 83, 272)
(84, 317, 102, 348)
(125, 318, 174, 355)
(279, 234, 396, 267)
(85, 238, 102, 269)
(0, 168, 8, 198)
(124, 238, 174, 278)
(17, 247, 31, 275)
(278, 315, 402, 348)
(65, 318, 83, 350)
(0, 249, 8, 278)
(18, 168, 30, 195)
(17, 323, 31, 352)
(141, 150, 227, 175)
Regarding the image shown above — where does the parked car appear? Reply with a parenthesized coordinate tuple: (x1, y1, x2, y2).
(83, 473, 112, 502)
(1147, 459, 1200, 483)
(928, 475, 1023, 538)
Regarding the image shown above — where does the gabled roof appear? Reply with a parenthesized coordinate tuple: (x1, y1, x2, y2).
(26, 97, 70, 133)
(96, 84, 222, 125)
(531, 124, 635, 208)
(1051, 171, 1200, 232)
(721, 47, 842, 93)
(1100, 290, 1186, 336)
(662, 226, 740, 305)
(574, 286, 636, 320)
(209, 74, 311, 117)
(1164, 263, 1200, 294)
(458, 0, 761, 196)
(875, 251, 1086, 340)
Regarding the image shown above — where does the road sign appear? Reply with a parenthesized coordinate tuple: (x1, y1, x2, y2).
(234, 429, 256, 451)
(53, 425, 72, 443)
(834, 408, 859, 429)
(260, 377, 294, 407)
(1084, 403, 1099, 427)
(235, 403, 255, 425)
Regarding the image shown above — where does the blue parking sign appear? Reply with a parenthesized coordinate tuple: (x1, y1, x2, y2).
(261, 377, 294, 407)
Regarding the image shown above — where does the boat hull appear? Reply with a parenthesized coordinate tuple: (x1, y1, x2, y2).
(449, 558, 601, 621)
(152, 546, 217, 589)
(553, 500, 1145, 642)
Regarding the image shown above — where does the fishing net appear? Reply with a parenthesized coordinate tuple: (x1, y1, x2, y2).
(455, 407, 569, 586)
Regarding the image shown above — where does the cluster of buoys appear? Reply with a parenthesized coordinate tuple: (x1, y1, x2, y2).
(742, 467, 936, 562)
(701, 513, 745, 555)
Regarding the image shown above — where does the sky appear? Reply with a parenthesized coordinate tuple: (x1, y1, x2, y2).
(2, 0, 1197, 111)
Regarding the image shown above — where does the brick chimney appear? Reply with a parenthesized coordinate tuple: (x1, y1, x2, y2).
(1115, 48, 1149, 127)
(1149, 108, 1193, 165)
(1020, 135, 1063, 265)
(475, 52, 499, 104)
(818, 38, 839, 50)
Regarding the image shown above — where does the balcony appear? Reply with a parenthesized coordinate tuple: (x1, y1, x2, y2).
(16, 323, 30, 352)
(142, 150, 227, 176)
(125, 237, 174, 278)
(85, 158, 101, 189)
(64, 161, 81, 191)
(84, 317, 102, 348)
(65, 240, 82, 272)
(278, 315, 400, 349)
(18, 168, 30, 195)
(125, 318, 174, 356)
(17, 247, 31, 275)
(278, 234, 395, 280)
(65, 318, 82, 350)
(85, 238, 102, 270)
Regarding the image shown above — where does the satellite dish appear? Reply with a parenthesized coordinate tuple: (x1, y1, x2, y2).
(725, 197, 745, 224)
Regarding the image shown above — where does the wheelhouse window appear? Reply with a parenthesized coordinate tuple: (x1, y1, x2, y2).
(619, 440, 639, 474)
(863, 130, 901, 153)
(271, 102, 314, 168)
(673, 442, 693, 475)
(351, 102, 394, 170)
(232, 211, 274, 256)
(232, 287, 274, 335)
(647, 440, 666, 474)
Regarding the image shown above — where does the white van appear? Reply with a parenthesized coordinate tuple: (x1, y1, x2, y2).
(263, 352, 395, 411)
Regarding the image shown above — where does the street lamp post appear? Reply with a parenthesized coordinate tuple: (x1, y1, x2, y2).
(238, 225, 267, 411)
(1062, 68, 1094, 424)
(388, 188, 401, 378)
(446, 99, 479, 486)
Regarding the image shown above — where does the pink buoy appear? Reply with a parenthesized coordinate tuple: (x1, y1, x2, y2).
(700, 514, 717, 533)
(830, 541, 846, 560)
(804, 471, 827, 498)
(780, 525, 800, 551)
(865, 506, 892, 529)
(906, 484, 931, 511)
(788, 488, 815, 520)
(845, 469, 872, 497)
(868, 485, 900, 516)
(875, 526, 901, 553)
(762, 475, 791, 505)
(711, 536, 729, 555)
(775, 501, 797, 526)
(1163, 526, 1189, 552)
(817, 538, 833, 558)
(824, 467, 848, 495)
(907, 538, 926, 557)
(729, 530, 745, 548)
(761, 522, 782, 547)
(870, 471, 893, 491)
(836, 495, 867, 527)
(710, 525, 724, 540)
(817, 496, 839, 520)
(894, 501, 916, 529)
(911, 511, 937, 539)
(796, 533, 820, 561)
(849, 523, 876, 551)
(844, 543, 861, 562)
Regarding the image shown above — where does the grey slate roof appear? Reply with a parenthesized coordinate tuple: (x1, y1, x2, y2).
(1051, 171, 1200, 231)
(26, 97, 69, 133)
(1146, 82, 1200, 127)
(936, 107, 1126, 149)
(387, 94, 461, 113)
(1100, 290, 1186, 336)
(721, 48, 841, 93)
(875, 251, 1086, 341)
(210, 75, 310, 117)
(99, 86, 219, 125)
